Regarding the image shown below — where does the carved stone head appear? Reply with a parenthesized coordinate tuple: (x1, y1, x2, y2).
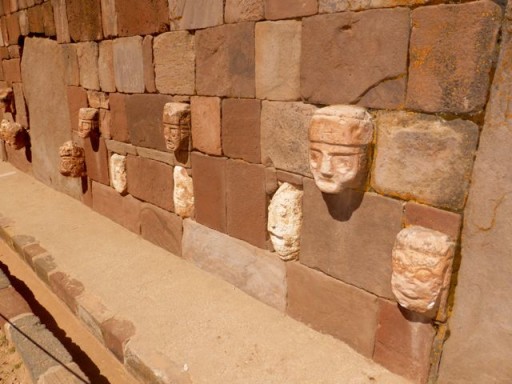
(78, 108, 99, 138)
(0, 119, 25, 149)
(391, 226, 455, 313)
(309, 105, 373, 194)
(268, 183, 304, 261)
(59, 141, 86, 177)
(163, 103, 191, 152)
(109, 154, 127, 194)
(173, 166, 194, 218)
(0, 87, 13, 114)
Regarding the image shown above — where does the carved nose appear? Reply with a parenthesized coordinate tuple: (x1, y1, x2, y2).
(319, 157, 333, 176)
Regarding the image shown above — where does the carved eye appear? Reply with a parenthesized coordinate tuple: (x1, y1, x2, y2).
(310, 151, 321, 166)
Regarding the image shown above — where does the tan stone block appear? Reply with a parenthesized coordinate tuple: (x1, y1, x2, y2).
(301, 9, 409, 106)
(404, 202, 461, 241)
(319, 0, 428, 13)
(100, 0, 117, 37)
(113, 36, 144, 94)
(265, 0, 317, 20)
(12, 82, 27, 127)
(51, 0, 70, 42)
(87, 90, 108, 109)
(116, 0, 169, 36)
(100, 317, 135, 362)
(5, 12, 20, 44)
(196, 22, 255, 98)
(142, 35, 156, 93)
(169, 0, 223, 30)
(183, 219, 286, 311)
(141, 203, 183, 255)
(60, 44, 80, 86)
(27, 6, 44, 34)
(287, 262, 379, 357)
(99, 108, 112, 139)
(191, 96, 221, 155)
(77, 41, 99, 90)
(300, 179, 402, 298)
(98, 40, 116, 92)
(48, 272, 85, 313)
(173, 166, 194, 218)
(154, 31, 195, 95)
(371, 111, 479, 210)
(65, 0, 102, 42)
(109, 153, 126, 194)
(225, 0, 264, 23)
(406, 1, 501, 113)
(105, 139, 137, 156)
(260, 101, 316, 176)
(256, 21, 301, 101)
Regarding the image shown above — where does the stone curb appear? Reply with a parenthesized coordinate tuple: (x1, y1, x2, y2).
(0, 213, 189, 384)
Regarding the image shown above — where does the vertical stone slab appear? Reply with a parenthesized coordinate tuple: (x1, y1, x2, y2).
(98, 40, 116, 92)
(21, 37, 81, 198)
(437, 9, 512, 384)
(113, 36, 144, 94)
(100, 0, 117, 38)
(142, 35, 156, 93)
(77, 41, 100, 90)
(225, 0, 264, 23)
(51, 0, 70, 43)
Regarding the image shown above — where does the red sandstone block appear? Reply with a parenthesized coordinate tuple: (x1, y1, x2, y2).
(222, 98, 261, 164)
(265, 0, 317, 20)
(67, 86, 88, 136)
(84, 135, 109, 185)
(373, 299, 435, 383)
(5, 12, 20, 44)
(404, 202, 462, 240)
(65, 0, 102, 41)
(126, 155, 174, 211)
(109, 93, 130, 142)
(2, 58, 20, 84)
(226, 159, 267, 248)
(100, 317, 136, 362)
(191, 152, 227, 233)
(49, 272, 85, 313)
(0, 286, 31, 326)
(115, 0, 169, 36)
(191, 96, 222, 156)
(140, 203, 183, 256)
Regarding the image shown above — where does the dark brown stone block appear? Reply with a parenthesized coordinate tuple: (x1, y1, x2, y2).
(65, 0, 102, 42)
(116, 0, 169, 36)
(27, 6, 43, 34)
(84, 135, 109, 185)
(5, 13, 20, 44)
(2, 58, 21, 84)
(0, 286, 31, 326)
(41, 1, 55, 37)
(140, 203, 183, 256)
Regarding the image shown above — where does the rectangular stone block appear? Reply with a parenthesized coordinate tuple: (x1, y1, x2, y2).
(196, 22, 255, 98)
(77, 41, 100, 90)
(5, 13, 20, 44)
(140, 203, 183, 256)
(60, 44, 80, 86)
(113, 36, 144, 93)
(126, 155, 174, 211)
(300, 178, 403, 298)
(142, 35, 156, 93)
(183, 219, 286, 311)
(260, 101, 316, 176)
(105, 139, 137, 156)
(109, 93, 130, 142)
(92, 181, 141, 233)
(48, 271, 85, 313)
(18, 11, 28, 36)
(169, 0, 223, 30)
(67, 85, 88, 136)
(12, 82, 27, 127)
(191, 96, 221, 155)
(27, 6, 44, 34)
(65, 0, 102, 41)
(50, 0, 69, 42)
(287, 262, 379, 357)
(373, 299, 435, 383)
(116, 0, 169, 36)
(319, 0, 428, 12)
(265, 0, 317, 20)
(154, 31, 195, 95)
(225, 0, 264, 23)
(2, 58, 20, 84)
(84, 136, 109, 185)
(226, 160, 267, 249)
(301, 9, 409, 107)
(100, 0, 117, 37)
(98, 40, 116, 92)
(406, 1, 501, 114)
(222, 98, 260, 163)
(191, 152, 226, 233)
(0, 286, 31, 326)
(404, 202, 461, 241)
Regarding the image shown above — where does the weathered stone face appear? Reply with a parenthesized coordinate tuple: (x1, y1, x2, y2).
(173, 166, 194, 218)
(162, 102, 191, 152)
(309, 105, 373, 194)
(391, 226, 455, 313)
(109, 154, 127, 194)
(78, 107, 99, 139)
(0, 119, 25, 150)
(268, 182, 303, 261)
(59, 141, 86, 178)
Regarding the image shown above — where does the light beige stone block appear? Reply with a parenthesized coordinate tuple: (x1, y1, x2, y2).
(113, 36, 144, 93)
(98, 41, 116, 92)
(173, 166, 194, 218)
(109, 153, 127, 194)
(77, 42, 100, 91)
(168, 0, 223, 30)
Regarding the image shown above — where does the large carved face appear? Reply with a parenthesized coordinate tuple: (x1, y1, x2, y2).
(309, 105, 373, 194)
(163, 103, 191, 152)
(78, 108, 99, 139)
(59, 141, 86, 177)
(268, 183, 303, 261)
(391, 226, 455, 313)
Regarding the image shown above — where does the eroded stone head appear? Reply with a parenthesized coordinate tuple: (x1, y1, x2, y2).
(78, 108, 99, 138)
(391, 225, 455, 313)
(0, 119, 25, 149)
(268, 182, 304, 261)
(59, 141, 86, 177)
(163, 103, 191, 152)
(110, 154, 127, 194)
(309, 105, 373, 194)
(173, 166, 194, 218)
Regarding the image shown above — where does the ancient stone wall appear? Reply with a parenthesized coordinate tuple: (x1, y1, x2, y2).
(0, 1, 508, 383)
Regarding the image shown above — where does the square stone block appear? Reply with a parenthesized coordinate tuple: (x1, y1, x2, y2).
(300, 178, 403, 298)
(169, 0, 223, 30)
(191, 96, 222, 155)
(406, 1, 501, 113)
(301, 8, 409, 106)
(265, 0, 317, 20)
(113, 36, 144, 93)
(404, 202, 461, 241)
(84, 136, 109, 185)
(287, 262, 379, 357)
(116, 0, 169, 36)
(140, 203, 183, 256)
(222, 98, 260, 163)
(196, 22, 255, 98)
(77, 41, 100, 90)
(109, 93, 130, 142)
(225, 0, 264, 23)
(371, 111, 479, 210)
(65, 0, 102, 41)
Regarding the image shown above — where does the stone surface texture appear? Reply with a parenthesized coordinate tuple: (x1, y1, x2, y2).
(406, 1, 501, 113)
(109, 153, 127, 194)
(77, 107, 98, 138)
(142, 35, 156, 93)
(404, 202, 461, 241)
(140, 203, 183, 255)
(76, 42, 99, 90)
(225, 0, 264, 23)
(265, 0, 317, 19)
(83, 136, 109, 185)
(173, 166, 194, 218)
(191, 96, 221, 155)
(168, 0, 223, 30)
(319, 0, 428, 12)
(301, 9, 409, 106)
(98, 41, 116, 92)
(101, 0, 117, 37)
(116, 0, 169, 36)
(109, 93, 130, 142)
(113, 36, 144, 94)
(371, 111, 479, 210)
(65, 0, 102, 42)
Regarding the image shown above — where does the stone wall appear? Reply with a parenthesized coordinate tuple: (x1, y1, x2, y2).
(0, 1, 507, 383)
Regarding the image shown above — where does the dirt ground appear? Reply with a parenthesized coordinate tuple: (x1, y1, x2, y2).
(0, 326, 30, 384)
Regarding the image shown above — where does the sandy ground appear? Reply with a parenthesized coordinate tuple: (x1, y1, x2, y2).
(0, 327, 30, 384)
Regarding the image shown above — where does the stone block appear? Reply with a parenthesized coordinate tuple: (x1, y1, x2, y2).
(0, 270, 9, 290)
(48, 272, 84, 313)
(136, 146, 175, 166)
(5, 12, 19, 44)
(404, 202, 461, 241)
(371, 111, 479, 210)
(60, 44, 80, 86)
(100, 0, 117, 37)
(65, 0, 102, 41)
(67, 86, 88, 138)
(319, 0, 428, 12)
(87, 90, 108, 109)
(255, 20, 301, 101)
(76, 41, 100, 90)
(109, 93, 130, 142)
(27, 6, 44, 34)
(0, 286, 31, 326)
(100, 317, 136, 362)
(99, 108, 111, 139)
(142, 35, 156, 93)
(113, 36, 144, 93)
(265, 0, 317, 20)
(226, 160, 267, 248)
(83, 135, 109, 185)
(116, 0, 169, 36)
(7, 45, 20, 58)
(300, 178, 402, 298)
(12, 82, 27, 127)
(18, 11, 28, 36)
(222, 98, 260, 163)
(23, 243, 48, 268)
(140, 203, 183, 255)
(125, 94, 173, 151)
(98, 40, 116, 92)
(260, 101, 316, 176)
(105, 139, 137, 156)
(169, 0, 223, 30)
(38, 364, 87, 384)
(154, 31, 195, 95)
(373, 299, 435, 384)
(11, 234, 37, 256)
(191, 152, 226, 233)
(92, 181, 141, 233)
(301, 9, 409, 107)
(126, 155, 174, 211)
(42, 1, 57, 37)
(190, 96, 221, 155)
(5, 144, 31, 173)
(2, 58, 20, 84)
(33, 255, 57, 285)
(183, 219, 286, 311)
(406, 1, 501, 113)
(225, 0, 264, 23)
(196, 22, 255, 98)
(76, 293, 113, 343)
(287, 262, 379, 357)
(109, 153, 126, 193)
